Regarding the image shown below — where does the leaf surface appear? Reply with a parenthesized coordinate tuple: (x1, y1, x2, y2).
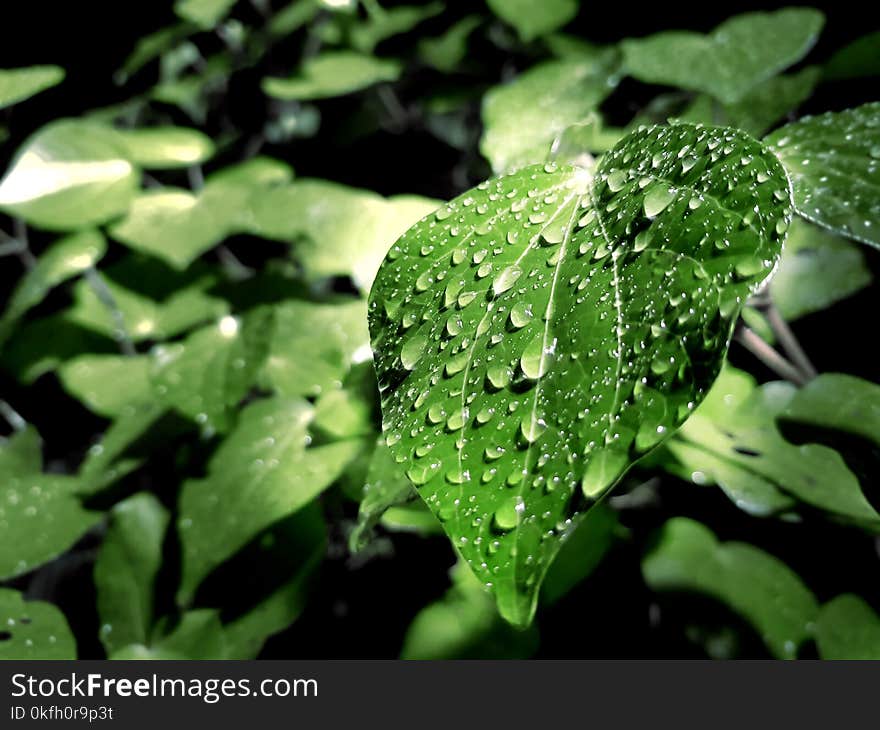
(0, 588, 76, 659)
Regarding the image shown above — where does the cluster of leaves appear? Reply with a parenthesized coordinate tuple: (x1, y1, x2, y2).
(0, 1, 878, 659)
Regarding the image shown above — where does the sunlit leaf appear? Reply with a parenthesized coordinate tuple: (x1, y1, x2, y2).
(0, 120, 139, 231)
(350, 2, 443, 53)
(174, 0, 237, 29)
(113, 126, 215, 169)
(0, 428, 100, 580)
(0, 588, 76, 659)
(177, 396, 365, 603)
(94, 493, 170, 655)
(486, 0, 578, 42)
(622, 9, 824, 103)
(770, 219, 872, 320)
(816, 594, 880, 659)
(481, 54, 620, 173)
(766, 102, 880, 248)
(57, 355, 152, 418)
(0, 65, 64, 109)
(643, 517, 818, 659)
(262, 52, 401, 100)
(369, 123, 791, 625)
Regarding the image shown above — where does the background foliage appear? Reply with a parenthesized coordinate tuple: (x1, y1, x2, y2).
(0, 0, 878, 659)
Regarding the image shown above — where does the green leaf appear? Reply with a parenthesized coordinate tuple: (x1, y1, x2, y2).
(486, 0, 578, 42)
(0, 588, 76, 659)
(418, 15, 482, 72)
(643, 517, 819, 659)
(0, 428, 101, 580)
(0, 230, 106, 342)
(113, 126, 215, 169)
(770, 219, 872, 320)
(816, 594, 880, 660)
(115, 24, 191, 83)
(824, 32, 880, 81)
(350, 2, 444, 53)
(369, 123, 791, 626)
(622, 9, 824, 103)
(480, 55, 620, 173)
(112, 610, 227, 659)
(57, 355, 153, 418)
(666, 365, 879, 523)
(175, 0, 237, 29)
(766, 103, 880, 248)
(350, 439, 416, 551)
(401, 561, 539, 659)
(0, 120, 139, 231)
(0, 65, 64, 109)
(177, 396, 364, 603)
(780, 373, 880, 449)
(94, 493, 170, 655)
(262, 299, 370, 398)
(721, 67, 820, 137)
(262, 52, 401, 101)
(152, 309, 273, 433)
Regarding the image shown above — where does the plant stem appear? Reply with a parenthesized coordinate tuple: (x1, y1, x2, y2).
(763, 302, 817, 381)
(0, 399, 26, 431)
(83, 267, 137, 356)
(734, 325, 807, 386)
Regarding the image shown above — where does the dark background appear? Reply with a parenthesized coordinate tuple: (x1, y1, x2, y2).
(1, 1, 878, 658)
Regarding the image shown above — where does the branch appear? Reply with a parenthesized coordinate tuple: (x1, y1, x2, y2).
(734, 325, 807, 386)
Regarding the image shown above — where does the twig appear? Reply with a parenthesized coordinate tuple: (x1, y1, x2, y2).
(0, 399, 26, 431)
(734, 325, 807, 386)
(83, 267, 137, 356)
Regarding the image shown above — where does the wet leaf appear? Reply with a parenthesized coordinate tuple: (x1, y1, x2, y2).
(486, 0, 578, 42)
(766, 103, 880, 248)
(177, 396, 364, 603)
(816, 594, 880, 659)
(481, 54, 620, 173)
(0, 428, 100, 580)
(0, 120, 139, 231)
(94, 493, 170, 655)
(369, 123, 791, 625)
(770, 219, 872, 320)
(622, 9, 824, 103)
(262, 52, 401, 100)
(644, 518, 818, 659)
(57, 355, 153, 418)
(0, 588, 76, 659)
(0, 65, 64, 109)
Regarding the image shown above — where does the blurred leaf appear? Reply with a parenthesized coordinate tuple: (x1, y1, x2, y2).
(643, 517, 819, 659)
(269, 0, 320, 36)
(622, 9, 824, 103)
(57, 355, 153, 418)
(547, 112, 623, 166)
(262, 52, 401, 100)
(780, 373, 880, 449)
(816, 594, 880, 659)
(770, 219, 872, 320)
(0, 428, 100, 580)
(370, 124, 790, 626)
(0, 65, 64, 109)
(115, 24, 191, 83)
(824, 32, 880, 81)
(152, 309, 274, 433)
(113, 127, 215, 169)
(351, 2, 443, 53)
(540, 504, 619, 606)
(0, 230, 106, 343)
(112, 610, 227, 659)
(0, 120, 139, 231)
(486, 0, 578, 42)
(480, 54, 619, 173)
(174, 0, 237, 29)
(350, 439, 416, 551)
(544, 33, 602, 59)
(418, 15, 482, 72)
(177, 396, 365, 603)
(401, 562, 539, 659)
(722, 67, 820, 136)
(94, 493, 169, 655)
(666, 365, 879, 523)
(262, 299, 370, 398)
(0, 588, 76, 659)
(766, 102, 880, 248)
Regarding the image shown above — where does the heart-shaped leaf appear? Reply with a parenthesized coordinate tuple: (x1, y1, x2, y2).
(622, 9, 824, 104)
(766, 102, 880, 248)
(369, 123, 791, 625)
